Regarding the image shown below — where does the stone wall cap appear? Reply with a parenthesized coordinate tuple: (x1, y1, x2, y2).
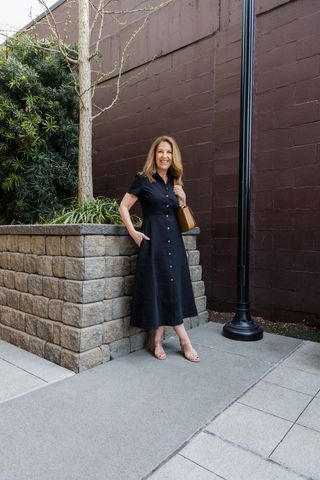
(0, 224, 200, 236)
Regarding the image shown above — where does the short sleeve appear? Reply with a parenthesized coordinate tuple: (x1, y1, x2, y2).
(127, 174, 145, 198)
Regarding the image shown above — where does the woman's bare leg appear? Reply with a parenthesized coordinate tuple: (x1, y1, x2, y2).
(173, 323, 200, 362)
(152, 326, 166, 360)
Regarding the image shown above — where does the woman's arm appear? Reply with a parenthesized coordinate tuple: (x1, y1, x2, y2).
(173, 185, 187, 206)
(119, 193, 150, 246)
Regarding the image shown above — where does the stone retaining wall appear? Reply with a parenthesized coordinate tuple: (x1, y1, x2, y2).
(0, 225, 207, 372)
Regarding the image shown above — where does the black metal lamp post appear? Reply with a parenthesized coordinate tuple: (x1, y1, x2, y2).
(223, 0, 263, 341)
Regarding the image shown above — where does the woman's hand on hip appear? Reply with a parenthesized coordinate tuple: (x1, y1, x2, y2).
(173, 185, 186, 206)
(130, 230, 150, 247)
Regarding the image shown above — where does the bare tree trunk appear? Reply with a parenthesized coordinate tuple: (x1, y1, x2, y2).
(78, 0, 93, 204)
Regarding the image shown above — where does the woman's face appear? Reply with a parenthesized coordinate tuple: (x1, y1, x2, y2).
(155, 141, 173, 173)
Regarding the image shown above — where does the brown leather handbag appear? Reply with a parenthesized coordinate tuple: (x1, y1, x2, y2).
(176, 204, 197, 232)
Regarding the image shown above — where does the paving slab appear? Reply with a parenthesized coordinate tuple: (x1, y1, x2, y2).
(0, 324, 302, 480)
(297, 397, 320, 433)
(281, 349, 320, 376)
(239, 381, 312, 422)
(181, 432, 303, 480)
(271, 424, 320, 480)
(150, 455, 221, 480)
(206, 402, 292, 457)
(263, 364, 320, 396)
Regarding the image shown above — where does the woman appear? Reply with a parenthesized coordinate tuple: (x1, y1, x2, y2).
(119, 135, 200, 362)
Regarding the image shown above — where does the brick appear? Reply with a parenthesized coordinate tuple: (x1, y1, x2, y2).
(48, 299, 64, 321)
(6, 235, 18, 252)
(3, 270, 15, 289)
(102, 319, 124, 343)
(63, 280, 83, 303)
(25, 314, 38, 336)
(112, 296, 131, 319)
(105, 277, 125, 299)
(52, 257, 65, 278)
(109, 338, 130, 360)
(15, 272, 28, 292)
(43, 277, 61, 299)
(7, 253, 24, 271)
(46, 236, 61, 256)
(78, 348, 103, 372)
(19, 292, 34, 314)
(36, 256, 53, 276)
(27, 274, 43, 295)
(1, 307, 25, 331)
(32, 295, 49, 318)
(83, 280, 105, 303)
(6, 290, 20, 309)
(61, 325, 81, 351)
(45, 343, 61, 365)
(62, 302, 104, 327)
(37, 318, 54, 342)
(105, 256, 131, 277)
(24, 255, 37, 274)
(64, 257, 85, 280)
(29, 336, 46, 357)
(65, 236, 84, 257)
(18, 235, 31, 253)
(84, 257, 106, 279)
(84, 235, 105, 256)
(61, 349, 79, 372)
(31, 236, 46, 255)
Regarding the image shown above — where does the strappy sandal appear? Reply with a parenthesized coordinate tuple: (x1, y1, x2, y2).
(180, 345, 200, 363)
(151, 344, 167, 360)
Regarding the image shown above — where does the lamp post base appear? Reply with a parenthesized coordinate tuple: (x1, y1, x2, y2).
(223, 310, 263, 341)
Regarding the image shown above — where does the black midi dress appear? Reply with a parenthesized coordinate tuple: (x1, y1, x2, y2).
(128, 172, 198, 331)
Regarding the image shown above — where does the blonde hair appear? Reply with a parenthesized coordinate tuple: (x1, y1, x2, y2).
(141, 135, 184, 185)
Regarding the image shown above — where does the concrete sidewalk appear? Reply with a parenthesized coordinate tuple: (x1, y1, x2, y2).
(0, 323, 319, 480)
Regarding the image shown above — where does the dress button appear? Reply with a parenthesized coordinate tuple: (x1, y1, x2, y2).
(169, 265, 173, 268)
(166, 204, 169, 208)
(168, 252, 171, 255)
(168, 240, 171, 243)
(167, 227, 170, 230)
(166, 214, 169, 217)
(170, 278, 174, 282)
(165, 194, 169, 197)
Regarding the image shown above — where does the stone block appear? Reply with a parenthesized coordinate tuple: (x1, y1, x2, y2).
(25, 314, 38, 336)
(46, 236, 61, 256)
(6, 235, 18, 252)
(45, 342, 61, 365)
(31, 236, 46, 255)
(36, 256, 53, 276)
(63, 280, 83, 303)
(15, 330, 30, 350)
(84, 235, 105, 256)
(48, 299, 63, 321)
(130, 332, 148, 352)
(24, 255, 37, 274)
(3, 270, 15, 289)
(53, 323, 61, 345)
(0, 252, 9, 269)
(0, 286, 7, 305)
(7, 290, 20, 309)
(123, 316, 142, 337)
(105, 236, 120, 255)
(43, 277, 61, 299)
(0, 323, 11, 342)
(119, 236, 137, 255)
(18, 235, 31, 253)
(52, 257, 65, 278)
(66, 236, 84, 257)
(198, 310, 209, 325)
(109, 338, 130, 360)
(64, 257, 85, 280)
(105, 256, 131, 277)
(20, 292, 34, 314)
(0, 236, 7, 252)
(61, 349, 79, 372)
(32, 295, 49, 318)
(124, 276, 134, 296)
(1, 307, 25, 331)
(29, 336, 46, 358)
(62, 301, 104, 327)
(15, 272, 28, 292)
(183, 317, 192, 330)
(101, 344, 111, 362)
(103, 299, 113, 322)
(0, 270, 3, 287)
(104, 277, 125, 299)
(102, 319, 124, 343)
(37, 317, 54, 342)
(78, 348, 103, 372)
(192, 280, 205, 298)
(183, 235, 197, 250)
(84, 257, 105, 279)
(195, 295, 207, 314)
(60, 236, 66, 255)
(61, 324, 102, 352)
(83, 280, 105, 303)
(190, 265, 202, 282)
(187, 250, 200, 266)
(8, 253, 24, 271)
(112, 296, 131, 319)
(61, 325, 80, 351)
(27, 274, 43, 296)
(191, 315, 200, 328)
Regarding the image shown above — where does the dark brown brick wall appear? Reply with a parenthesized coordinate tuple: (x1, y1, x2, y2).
(33, 0, 320, 322)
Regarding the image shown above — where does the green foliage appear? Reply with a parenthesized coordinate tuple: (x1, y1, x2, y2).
(0, 34, 79, 224)
(41, 196, 141, 226)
